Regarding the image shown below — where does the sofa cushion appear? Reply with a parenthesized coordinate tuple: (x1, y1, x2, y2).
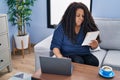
(91, 49, 107, 67)
(95, 19, 120, 50)
(102, 50, 120, 71)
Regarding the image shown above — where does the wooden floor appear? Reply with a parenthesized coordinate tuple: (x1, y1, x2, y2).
(0, 47, 35, 80)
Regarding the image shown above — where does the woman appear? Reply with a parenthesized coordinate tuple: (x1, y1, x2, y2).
(50, 2, 101, 66)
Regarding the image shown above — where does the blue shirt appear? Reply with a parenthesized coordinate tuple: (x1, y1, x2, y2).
(50, 24, 90, 56)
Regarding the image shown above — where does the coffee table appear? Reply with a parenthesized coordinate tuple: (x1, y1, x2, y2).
(32, 63, 120, 80)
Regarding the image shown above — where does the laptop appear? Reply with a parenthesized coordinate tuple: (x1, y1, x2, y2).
(39, 56, 73, 76)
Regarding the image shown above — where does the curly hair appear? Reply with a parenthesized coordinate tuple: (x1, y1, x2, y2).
(60, 2, 101, 43)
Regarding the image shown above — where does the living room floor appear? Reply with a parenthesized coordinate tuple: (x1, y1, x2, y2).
(0, 46, 35, 80)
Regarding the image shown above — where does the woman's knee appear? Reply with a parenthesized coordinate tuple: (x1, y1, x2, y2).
(70, 55, 84, 64)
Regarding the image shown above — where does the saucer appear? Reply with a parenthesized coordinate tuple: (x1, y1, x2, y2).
(99, 69, 115, 78)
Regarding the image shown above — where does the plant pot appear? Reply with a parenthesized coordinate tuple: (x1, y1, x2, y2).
(14, 34, 29, 49)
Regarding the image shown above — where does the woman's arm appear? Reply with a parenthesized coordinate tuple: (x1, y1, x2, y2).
(53, 48, 63, 58)
(50, 24, 64, 58)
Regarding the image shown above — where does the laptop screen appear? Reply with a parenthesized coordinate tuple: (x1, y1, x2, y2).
(39, 56, 73, 76)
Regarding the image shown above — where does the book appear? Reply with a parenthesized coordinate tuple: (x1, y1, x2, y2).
(82, 31, 100, 46)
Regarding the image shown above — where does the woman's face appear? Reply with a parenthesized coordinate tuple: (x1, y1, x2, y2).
(75, 8, 84, 27)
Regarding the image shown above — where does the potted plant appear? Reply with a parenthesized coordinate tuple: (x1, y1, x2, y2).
(6, 0, 36, 49)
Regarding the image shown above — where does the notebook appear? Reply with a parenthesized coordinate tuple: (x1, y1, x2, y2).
(39, 56, 73, 76)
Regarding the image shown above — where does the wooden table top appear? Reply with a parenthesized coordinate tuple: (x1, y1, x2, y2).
(32, 63, 120, 80)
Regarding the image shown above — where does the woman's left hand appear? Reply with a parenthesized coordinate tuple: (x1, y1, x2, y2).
(89, 40, 98, 49)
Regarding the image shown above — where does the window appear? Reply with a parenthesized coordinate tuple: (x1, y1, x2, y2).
(47, 0, 92, 28)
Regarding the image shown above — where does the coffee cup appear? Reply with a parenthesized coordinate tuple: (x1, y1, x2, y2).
(101, 66, 113, 75)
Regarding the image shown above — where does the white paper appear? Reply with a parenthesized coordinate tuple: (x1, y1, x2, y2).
(82, 31, 100, 46)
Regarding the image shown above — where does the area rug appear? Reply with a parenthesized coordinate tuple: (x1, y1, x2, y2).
(8, 72, 32, 80)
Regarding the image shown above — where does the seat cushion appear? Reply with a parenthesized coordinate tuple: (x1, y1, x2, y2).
(102, 50, 120, 71)
(91, 49, 107, 67)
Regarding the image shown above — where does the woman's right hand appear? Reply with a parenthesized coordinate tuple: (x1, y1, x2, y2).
(53, 48, 63, 58)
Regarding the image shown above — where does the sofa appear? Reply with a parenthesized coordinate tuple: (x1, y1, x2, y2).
(34, 18, 120, 71)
